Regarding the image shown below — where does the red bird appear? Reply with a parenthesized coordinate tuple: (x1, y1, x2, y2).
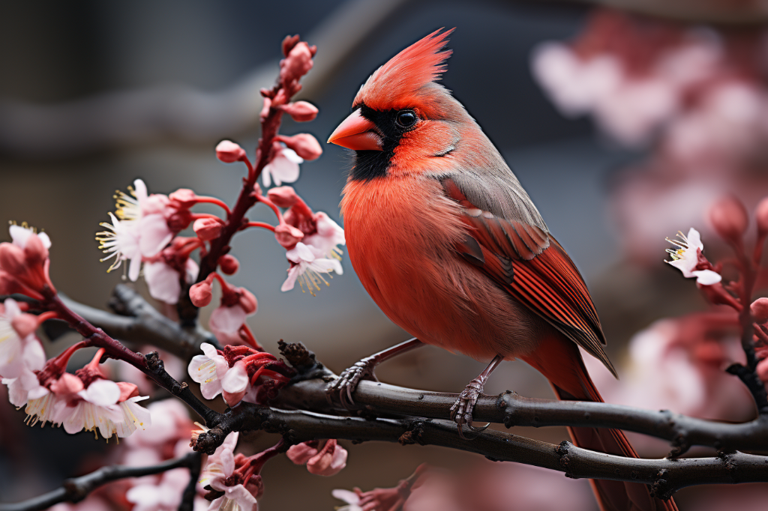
(327, 29, 677, 511)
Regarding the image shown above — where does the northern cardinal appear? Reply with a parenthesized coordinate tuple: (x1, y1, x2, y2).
(327, 29, 677, 511)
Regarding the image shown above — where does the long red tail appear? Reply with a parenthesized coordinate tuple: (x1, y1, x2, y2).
(521, 335, 678, 511)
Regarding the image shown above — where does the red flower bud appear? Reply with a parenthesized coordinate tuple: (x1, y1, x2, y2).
(193, 217, 225, 241)
(166, 209, 193, 233)
(11, 313, 38, 339)
(282, 34, 300, 57)
(279, 42, 315, 84)
(752, 298, 768, 323)
(216, 140, 246, 163)
(275, 224, 304, 250)
(278, 134, 322, 160)
(0, 243, 26, 276)
(190, 281, 213, 307)
(169, 188, 198, 207)
(709, 196, 748, 246)
(281, 101, 318, 122)
(238, 288, 258, 315)
(219, 254, 240, 275)
(267, 186, 299, 208)
(23, 233, 48, 266)
(757, 197, 768, 236)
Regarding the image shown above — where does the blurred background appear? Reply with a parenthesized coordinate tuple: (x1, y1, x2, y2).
(2, 1, 768, 510)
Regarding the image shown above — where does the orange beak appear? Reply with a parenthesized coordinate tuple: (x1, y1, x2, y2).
(327, 109, 383, 151)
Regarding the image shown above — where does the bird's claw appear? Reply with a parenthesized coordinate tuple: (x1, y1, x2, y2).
(325, 357, 377, 408)
(450, 377, 486, 439)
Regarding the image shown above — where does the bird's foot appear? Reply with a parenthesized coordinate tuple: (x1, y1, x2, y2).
(326, 356, 378, 407)
(450, 376, 490, 439)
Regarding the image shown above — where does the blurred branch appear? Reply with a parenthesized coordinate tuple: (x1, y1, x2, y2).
(278, 377, 768, 456)
(193, 401, 768, 499)
(0, 452, 200, 511)
(0, 0, 409, 159)
(56, 284, 221, 358)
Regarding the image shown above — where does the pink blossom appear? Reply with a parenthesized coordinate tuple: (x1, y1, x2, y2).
(287, 439, 348, 476)
(144, 259, 199, 305)
(0, 224, 55, 297)
(303, 212, 345, 258)
(281, 243, 342, 294)
(665, 228, 721, 285)
(262, 145, 303, 187)
(124, 397, 193, 450)
(126, 468, 190, 511)
(200, 432, 259, 511)
(188, 343, 230, 400)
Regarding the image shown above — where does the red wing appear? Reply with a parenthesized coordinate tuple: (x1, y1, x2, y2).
(443, 178, 615, 375)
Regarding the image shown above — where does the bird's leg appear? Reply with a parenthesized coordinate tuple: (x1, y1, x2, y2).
(450, 354, 503, 437)
(326, 338, 423, 406)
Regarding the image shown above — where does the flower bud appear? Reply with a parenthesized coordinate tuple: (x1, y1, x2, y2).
(11, 313, 38, 339)
(282, 34, 300, 57)
(23, 233, 49, 266)
(709, 196, 748, 246)
(752, 298, 768, 323)
(279, 134, 322, 160)
(216, 140, 246, 163)
(193, 217, 224, 241)
(166, 209, 193, 233)
(116, 381, 140, 401)
(281, 101, 318, 122)
(275, 223, 304, 250)
(218, 254, 240, 275)
(279, 42, 315, 84)
(0, 243, 27, 276)
(190, 281, 212, 307)
(169, 188, 198, 208)
(237, 288, 258, 315)
(267, 186, 299, 208)
(756, 197, 768, 236)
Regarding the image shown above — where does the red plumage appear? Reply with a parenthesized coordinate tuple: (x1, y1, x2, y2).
(330, 29, 678, 511)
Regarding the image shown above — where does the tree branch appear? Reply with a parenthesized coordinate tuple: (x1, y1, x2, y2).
(276, 377, 768, 457)
(57, 285, 221, 359)
(0, 452, 200, 511)
(192, 402, 768, 499)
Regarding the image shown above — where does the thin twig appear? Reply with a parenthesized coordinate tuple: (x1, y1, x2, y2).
(0, 452, 200, 511)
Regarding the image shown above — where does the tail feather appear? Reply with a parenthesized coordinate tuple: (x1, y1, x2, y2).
(521, 335, 679, 511)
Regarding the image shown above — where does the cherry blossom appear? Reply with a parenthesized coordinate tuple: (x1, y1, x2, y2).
(332, 490, 363, 511)
(286, 439, 348, 476)
(281, 242, 343, 294)
(199, 432, 260, 511)
(188, 343, 230, 401)
(262, 145, 303, 187)
(303, 212, 345, 259)
(0, 223, 55, 298)
(665, 228, 721, 285)
(143, 258, 199, 305)
(126, 467, 190, 511)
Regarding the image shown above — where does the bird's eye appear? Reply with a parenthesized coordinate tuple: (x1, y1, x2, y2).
(395, 110, 417, 129)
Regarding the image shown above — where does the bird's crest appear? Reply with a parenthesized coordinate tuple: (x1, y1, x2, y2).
(354, 28, 454, 111)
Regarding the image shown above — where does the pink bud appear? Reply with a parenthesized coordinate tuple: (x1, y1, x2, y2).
(279, 134, 322, 160)
(279, 42, 315, 84)
(23, 232, 49, 265)
(267, 186, 299, 208)
(190, 281, 212, 307)
(752, 298, 768, 323)
(282, 34, 300, 57)
(116, 381, 139, 402)
(281, 101, 318, 122)
(11, 313, 38, 339)
(193, 217, 225, 241)
(169, 188, 198, 207)
(238, 288, 258, 315)
(709, 196, 748, 246)
(757, 197, 768, 236)
(275, 224, 304, 250)
(166, 209, 192, 233)
(219, 254, 240, 275)
(306, 440, 347, 476)
(286, 442, 317, 465)
(0, 243, 27, 275)
(216, 140, 246, 163)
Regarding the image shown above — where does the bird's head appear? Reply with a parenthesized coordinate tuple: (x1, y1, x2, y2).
(328, 28, 479, 180)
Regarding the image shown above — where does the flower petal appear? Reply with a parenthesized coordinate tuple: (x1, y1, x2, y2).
(693, 269, 722, 286)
